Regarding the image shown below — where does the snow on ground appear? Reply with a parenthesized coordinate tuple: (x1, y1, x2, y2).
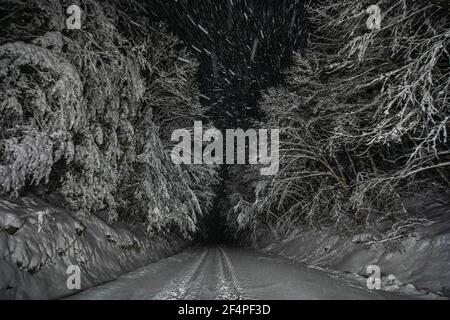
(68, 247, 407, 300)
(260, 196, 450, 298)
(1, 193, 448, 300)
(0, 197, 188, 300)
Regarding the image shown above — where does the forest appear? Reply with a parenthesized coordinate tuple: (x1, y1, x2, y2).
(0, 0, 449, 300)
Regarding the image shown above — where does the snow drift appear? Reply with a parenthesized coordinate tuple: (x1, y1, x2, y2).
(259, 192, 450, 297)
(0, 196, 188, 299)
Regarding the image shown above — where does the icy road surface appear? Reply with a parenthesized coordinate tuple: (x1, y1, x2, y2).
(67, 247, 403, 300)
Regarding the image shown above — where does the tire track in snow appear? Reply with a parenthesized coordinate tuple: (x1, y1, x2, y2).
(182, 247, 244, 300)
(183, 247, 221, 299)
(218, 247, 246, 300)
(153, 248, 209, 300)
(215, 247, 239, 299)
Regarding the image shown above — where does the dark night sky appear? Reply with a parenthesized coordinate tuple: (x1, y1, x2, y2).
(147, 0, 308, 129)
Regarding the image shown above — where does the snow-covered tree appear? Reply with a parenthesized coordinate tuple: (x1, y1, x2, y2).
(0, 0, 218, 237)
(230, 0, 450, 235)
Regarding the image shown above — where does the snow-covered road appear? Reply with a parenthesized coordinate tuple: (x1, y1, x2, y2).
(67, 247, 403, 300)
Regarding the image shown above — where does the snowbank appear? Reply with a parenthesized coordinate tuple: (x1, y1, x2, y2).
(259, 198, 450, 298)
(0, 197, 188, 300)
